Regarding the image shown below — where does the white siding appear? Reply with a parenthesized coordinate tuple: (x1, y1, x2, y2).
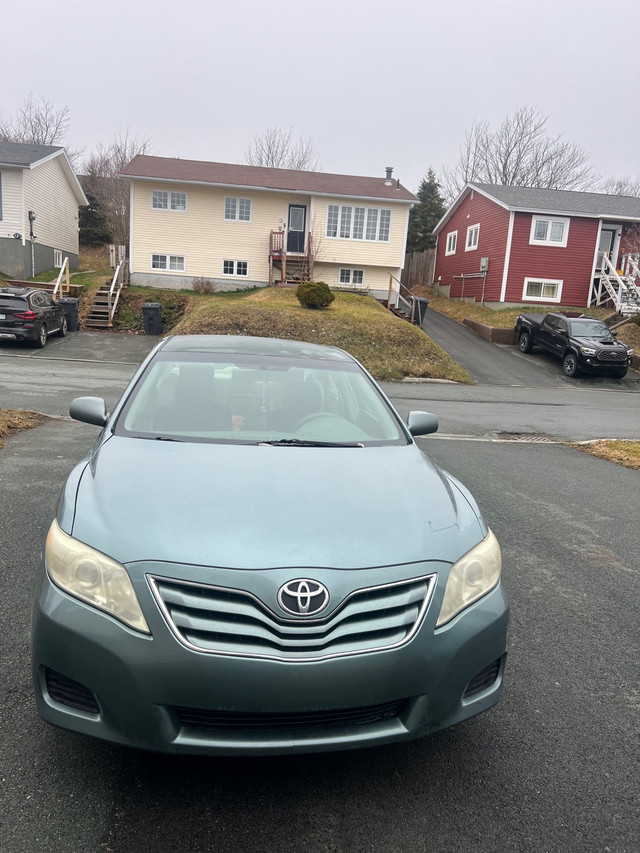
(0, 168, 24, 236)
(22, 155, 80, 254)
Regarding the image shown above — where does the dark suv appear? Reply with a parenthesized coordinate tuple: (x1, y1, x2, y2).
(0, 287, 67, 348)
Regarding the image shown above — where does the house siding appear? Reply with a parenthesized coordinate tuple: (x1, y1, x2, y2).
(434, 190, 510, 302)
(129, 180, 410, 290)
(22, 155, 80, 256)
(505, 213, 599, 306)
(0, 168, 23, 237)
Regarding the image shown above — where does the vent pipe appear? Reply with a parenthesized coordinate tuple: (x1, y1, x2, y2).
(385, 166, 393, 185)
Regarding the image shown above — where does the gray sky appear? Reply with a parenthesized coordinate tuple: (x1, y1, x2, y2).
(5, 0, 639, 192)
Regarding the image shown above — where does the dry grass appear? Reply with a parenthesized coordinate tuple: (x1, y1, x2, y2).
(78, 244, 111, 271)
(412, 285, 611, 328)
(616, 321, 640, 349)
(171, 288, 471, 382)
(571, 440, 640, 470)
(0, 410, 47, 448)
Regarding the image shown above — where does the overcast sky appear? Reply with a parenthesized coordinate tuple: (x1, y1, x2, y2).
(4, 0, 639, 193)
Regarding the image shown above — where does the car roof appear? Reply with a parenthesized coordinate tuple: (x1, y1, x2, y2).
(0, 286, 39, 297)
(160, 335, 356, 363)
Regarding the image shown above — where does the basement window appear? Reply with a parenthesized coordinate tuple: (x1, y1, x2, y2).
(523, 278, 563, 302)
(152, 254, 185, 272)
(339, 268, 364, 285)
(223, 260, 249, 276)
(53, 249, 63, 267)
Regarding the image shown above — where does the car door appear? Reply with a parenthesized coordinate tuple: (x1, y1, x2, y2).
(40, 291, 62, 331)
(536, 316, 557, 352)
(550, 317, 569, 356)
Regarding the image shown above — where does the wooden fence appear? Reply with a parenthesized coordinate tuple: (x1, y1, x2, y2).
(401, 249, 436, 289)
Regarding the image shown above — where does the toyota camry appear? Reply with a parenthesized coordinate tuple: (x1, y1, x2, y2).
(32, 335, 509, 755)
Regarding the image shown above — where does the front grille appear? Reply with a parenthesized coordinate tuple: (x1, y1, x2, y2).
(596, 350, 626, 362)
(149, 573, 435, 661)
(45, 668, 100, 713)
(463, 659, 501, 697)
(173, 699, 405, 733)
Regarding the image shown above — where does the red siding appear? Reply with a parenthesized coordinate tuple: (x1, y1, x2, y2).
(620, 223, 640, 256)
(434, 190, 510, 302)
(505, 214, 599, 306)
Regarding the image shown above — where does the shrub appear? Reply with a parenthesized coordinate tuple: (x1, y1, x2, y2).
(192, 277, 214, 294)
(296, 281, 335, 309)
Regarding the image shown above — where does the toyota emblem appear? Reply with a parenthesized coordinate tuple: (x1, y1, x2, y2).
(278, 579, 329, 616)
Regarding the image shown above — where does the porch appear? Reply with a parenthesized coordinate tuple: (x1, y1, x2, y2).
(269, 231, 314, 286)
(592, 253, 640, 316)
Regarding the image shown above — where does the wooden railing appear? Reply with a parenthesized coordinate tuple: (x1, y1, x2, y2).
(52, 257, 70, 298)
(107, 260, 129, 326)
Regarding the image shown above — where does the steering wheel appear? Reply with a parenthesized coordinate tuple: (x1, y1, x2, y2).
(293, 413, 347, 431)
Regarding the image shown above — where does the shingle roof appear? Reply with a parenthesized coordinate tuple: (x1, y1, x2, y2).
(473, 183, 640, 219)
(120, 155, 418, 202)
(0, 141, 63, 167)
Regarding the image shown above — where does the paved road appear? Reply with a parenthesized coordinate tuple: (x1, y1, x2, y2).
(1, 424, 638, 853)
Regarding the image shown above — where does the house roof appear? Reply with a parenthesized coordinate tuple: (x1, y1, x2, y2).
(434, 182, 640, 234)
(0, 141, 63, 167)
(0, 141, 87, 205)
(120, 155, 418, 203)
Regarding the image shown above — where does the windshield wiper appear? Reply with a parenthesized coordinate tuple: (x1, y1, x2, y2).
(258, 438, 364, 448)
(153, 435, 185, 441)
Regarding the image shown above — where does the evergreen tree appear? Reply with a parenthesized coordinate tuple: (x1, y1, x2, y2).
(406, 169, 446, 252)
(79, 191, 112, 247)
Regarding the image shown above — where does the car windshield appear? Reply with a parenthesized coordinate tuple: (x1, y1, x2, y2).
(116, 352, 407, 446)
(570, 321, 613, 340)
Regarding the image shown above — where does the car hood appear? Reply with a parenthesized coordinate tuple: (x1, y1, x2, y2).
(69, 436, 484, 569)
(574, 335, 627, 349)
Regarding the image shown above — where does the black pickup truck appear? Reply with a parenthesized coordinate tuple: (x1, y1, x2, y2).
(514, 312, 634, 378)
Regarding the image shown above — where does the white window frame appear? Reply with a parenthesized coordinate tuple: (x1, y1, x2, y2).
(529, 216, 570, 248)
(339, 268, 365, 285)
(522, 277, 563, 303)
(326, 205, 391, 241)
(445, 231, 457, 256)
(222, 259, 249, 277)
(152, 190, 187, 211)
(53, 249, 63, 267)
(465, 223, 480, 251)
(152, 190, 168, 210)
(224, 197, 252, 222)
(151, 254, 185, 272)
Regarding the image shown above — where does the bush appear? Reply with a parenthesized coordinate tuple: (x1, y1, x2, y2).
(192, 277, 214, 294)
(296, 281, 335, 309)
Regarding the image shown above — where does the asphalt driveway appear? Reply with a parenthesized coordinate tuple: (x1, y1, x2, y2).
(421, 308, 639, 389)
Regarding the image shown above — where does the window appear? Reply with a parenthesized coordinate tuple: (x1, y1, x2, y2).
(152, 190, 187, 211)
(445, 231, 457, 255)
(530, 216, 569, 247)
(53, 249, 63, 267)
(523, 278, 563, 302)
(225, 197, 251, 221)
(223, 260, 249, 276)
(339, 268, 364, 285)
(152, 254, 185, 271)
(326, 205, 391, 241)
(465, 224, 480, 251)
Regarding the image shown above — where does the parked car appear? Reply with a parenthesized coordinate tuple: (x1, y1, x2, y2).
(515, 312, 633, 378)
(32, 335, 509, 756)
(0, 286, 67, 348)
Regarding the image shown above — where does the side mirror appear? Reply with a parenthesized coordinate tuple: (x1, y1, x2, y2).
(611, 330, 618, 337)
(69, 396, 108, 427)
(407, 411, 438, 437)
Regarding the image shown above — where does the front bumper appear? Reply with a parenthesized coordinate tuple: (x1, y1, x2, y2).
(32, 561, 509, 755)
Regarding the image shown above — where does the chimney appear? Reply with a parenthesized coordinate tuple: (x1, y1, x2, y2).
(385, 166, 393, 185)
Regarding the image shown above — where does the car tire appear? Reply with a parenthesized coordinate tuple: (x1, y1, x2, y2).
(34, 323, 47, 349)
(57, 315, 68, 337)
(518, 332, 533, 353)
(562, 352, 579, 377)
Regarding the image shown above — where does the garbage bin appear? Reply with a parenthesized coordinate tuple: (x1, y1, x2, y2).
(142, 302, 162, 335)
(413, 297, 429, 326)
(57, 297, 80, 332)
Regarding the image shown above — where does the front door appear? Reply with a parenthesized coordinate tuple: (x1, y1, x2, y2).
(287, 205, 307, 253)
(596, 227, 617, 272)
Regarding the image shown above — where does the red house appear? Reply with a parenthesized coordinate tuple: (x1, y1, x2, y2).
(432, 184, 640, 315)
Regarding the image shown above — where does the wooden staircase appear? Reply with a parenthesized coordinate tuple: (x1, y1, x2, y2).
(594, 254, 640, 316)
(84, 260, 129, 329)
(7, 279, 83, 299)
(269, 231, 313, 285)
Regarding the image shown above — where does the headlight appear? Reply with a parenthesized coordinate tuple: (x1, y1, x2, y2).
(579, 347, 597, 356)
(45, 520, 150, 633)
(437, 529, 501, 627)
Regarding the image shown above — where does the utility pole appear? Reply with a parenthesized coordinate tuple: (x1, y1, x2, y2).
(28, 211, 36, 278)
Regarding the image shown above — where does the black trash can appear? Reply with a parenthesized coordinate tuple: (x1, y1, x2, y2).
(413, 297, 429, 326)
(57, 297, 80, 332)
(142, 302, 162, 335)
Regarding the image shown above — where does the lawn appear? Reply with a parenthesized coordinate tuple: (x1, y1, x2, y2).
(571, 440, 640, 470)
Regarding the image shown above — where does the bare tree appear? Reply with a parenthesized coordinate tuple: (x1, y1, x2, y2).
(598, 176, 640, 197)
(441, 107, 597, 202)
(82, 133, 152, 246)
(246, 126, 319, 170)
(0, 93, 84, 166)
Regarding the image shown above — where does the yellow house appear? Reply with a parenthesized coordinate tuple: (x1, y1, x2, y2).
(120, 155, 417, 300)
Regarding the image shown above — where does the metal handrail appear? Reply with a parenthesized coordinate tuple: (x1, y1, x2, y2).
(52, 257, 70, 298)
(387, 273, 416, 322)
(107, 260, 128, 325)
